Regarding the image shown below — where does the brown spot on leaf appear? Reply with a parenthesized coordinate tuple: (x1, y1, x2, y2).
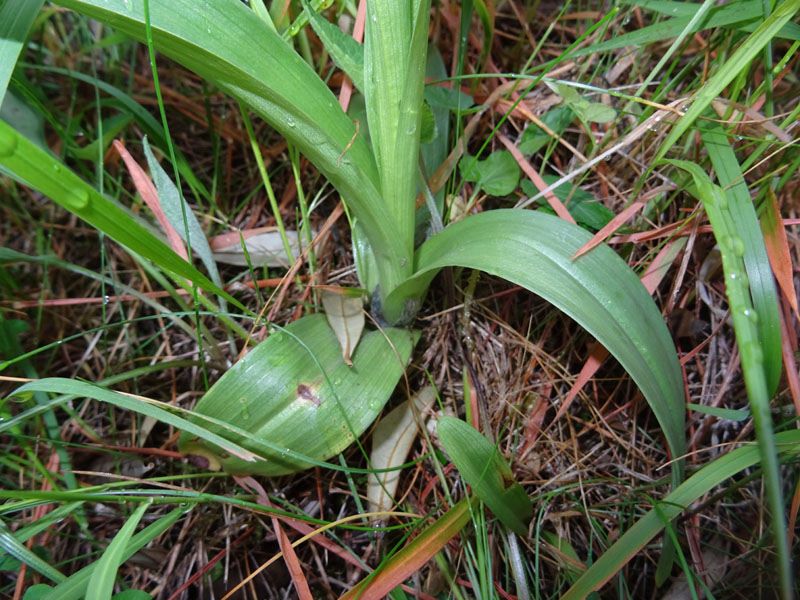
(187, 454, 209, 469)
(297, 383, 320, 405)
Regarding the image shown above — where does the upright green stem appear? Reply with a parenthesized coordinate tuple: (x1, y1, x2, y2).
(363, 0, 431, 324)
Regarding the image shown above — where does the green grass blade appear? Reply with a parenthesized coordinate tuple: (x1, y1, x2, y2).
(0, 502, 84, 555)
(562, 428, 800, 598)
(0, 119, 244, 311)
(666, 158, 793, 596)
(0, 0, 44, 102)
(700, 125, 781, 394)
(302, 0, 363, 90)
(389, 210, 686, 487)
(44, 506, 187, 600)
(85, 500, 150, 600)
(22, 64, 210, 201)
(8, 378, 266, 466)
(653, 0, 800, 165)
(575, 1, 796, 58)
(0, 519, 66, 583)
(624, 0, 800, 39)
(437, 416, 532, 536)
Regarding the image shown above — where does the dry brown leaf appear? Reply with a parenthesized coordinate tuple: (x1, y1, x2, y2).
(367, 386, 435, 514)
(321, 289, 365, 366)
(211, 230, 303, 268)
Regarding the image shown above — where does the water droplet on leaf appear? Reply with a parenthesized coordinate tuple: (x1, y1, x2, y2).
(65, 189, 90, 210)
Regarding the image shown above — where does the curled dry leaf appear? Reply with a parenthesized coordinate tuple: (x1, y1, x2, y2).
(367, 386, 436, 514)
(321, 289, 365, 366)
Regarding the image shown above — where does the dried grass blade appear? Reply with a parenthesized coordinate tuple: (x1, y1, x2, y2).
(761, 188, 798, 318)
(113, 140, 188, 261)
(338, 497, 476, 600)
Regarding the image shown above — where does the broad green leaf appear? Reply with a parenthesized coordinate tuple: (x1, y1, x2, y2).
(562, 428, 800, 598)
(519, 105, 575, 155)
(302, 0, 363, 90)
(0, 0, 44, 102)
(44, 506, 186, 600)
(437, 416, 532, 536)
(86, 501, 150, 600)
(700, 125, 781, 394)
(179, 313, 417, 475)
(388, 210, 685, 487)
(362, 0, 429, 303)
(459, 150, 521, 196)
(0, 119, 244, 311)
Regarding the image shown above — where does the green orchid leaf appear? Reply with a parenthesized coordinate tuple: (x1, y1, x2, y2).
(700, 125, 781, 394)
(665, 158, 791, 592)
(437, 416, 532, 536)
(179, 314, 418, 475)
(388, 210, 686, 488)
(301, 0, 364, 90)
